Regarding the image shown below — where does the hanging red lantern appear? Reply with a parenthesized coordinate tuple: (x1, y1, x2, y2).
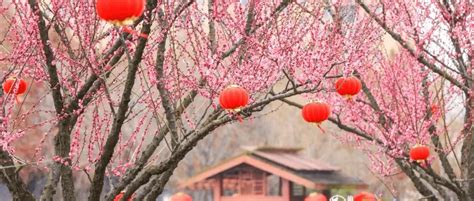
(410, 145, 430, 162)
(96, 0, 145, 26)
(219, 85, 249, 112)
(430, 104, 439, 114)
(301, 102, 331, 124)
(335, 76, 362, 98)
(171, 192, 192, 201)
(305, 192, 328, 201)
(113, 192, 132, 201)
(354, 192, 378, 201)
(3, 77, 27, 95)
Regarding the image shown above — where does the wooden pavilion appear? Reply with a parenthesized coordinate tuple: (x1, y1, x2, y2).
(181, 147, 367, 201)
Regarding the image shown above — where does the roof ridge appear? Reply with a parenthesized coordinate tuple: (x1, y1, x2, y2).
(241, 145, 303, 153)
(251, 150, 340, 171)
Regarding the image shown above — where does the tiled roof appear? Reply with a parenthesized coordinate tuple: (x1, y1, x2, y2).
(251, 149, 340, 171)
(246, 147, 364, 187)
(181, 146, 367, 189)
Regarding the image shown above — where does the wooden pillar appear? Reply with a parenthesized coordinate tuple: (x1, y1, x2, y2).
(281, 179, 290, 201)
(212, 178, 222, 201)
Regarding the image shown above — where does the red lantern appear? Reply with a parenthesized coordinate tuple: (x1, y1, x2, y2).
(335, 76, 362, 98)
(305, 193, 327, 201)
(430, 104, 439, 114)
(219, 85, 249, 112)
(301, 102, 331, 124)
(171, 192, 192, 201)
(354, 192, 378, 201)
(3, 78, 27, 95)
(410, 145, 430, 161)
(113, 192, 132, 201)
(96, 0, 145, 26)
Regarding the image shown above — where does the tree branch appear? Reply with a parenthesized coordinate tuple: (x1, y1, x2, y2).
(422, 75, 464, 197)
(27, 0, 64, 113)
(142, 167, 176, 201)
(395, 159, 437, 200)
(0, 150, 35, 201)
(277, 84, 460, 199)
(27, 0, 79, 200)
(115, 1, 293, 199)
(355, 0, 467, 92)
(155, 8, 179, 148)
(119, 85, 318, 199)
(119, 110, 228, 200)
(221, 0, 291, 59)
(87, 1, 157, 200)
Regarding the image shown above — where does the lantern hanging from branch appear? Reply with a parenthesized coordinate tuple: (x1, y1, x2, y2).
(430, 104, 439, 114)
(96, 0, 145, 26)
(219, 85, 249, 112)
(305, 192, 328, 201)
(301, 101, 331, 132)
(410, 144, 430, 162)
(302, 102, 331, 124)
(219, 85, 249, 122)
(171, 192, 193, 201)
(335, 76, 362, 99)
(3, 77, 27, 95)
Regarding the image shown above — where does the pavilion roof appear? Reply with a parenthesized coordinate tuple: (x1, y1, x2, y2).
(181, 146, 367, 190)
(243, 146, 340, 172)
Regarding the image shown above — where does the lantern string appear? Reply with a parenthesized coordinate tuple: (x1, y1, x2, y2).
(419, 160, 428, 168)
(122, 26, 148, 39)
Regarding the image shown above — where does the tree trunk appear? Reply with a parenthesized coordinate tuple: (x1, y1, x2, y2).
(462, 91, 474, 200)
(41, 118, 76, 201)
(0, 150, 36, 201)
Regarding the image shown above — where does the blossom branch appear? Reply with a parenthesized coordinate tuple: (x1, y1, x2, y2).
(87, 1, 158, 200)
(355, 0, 468, 92)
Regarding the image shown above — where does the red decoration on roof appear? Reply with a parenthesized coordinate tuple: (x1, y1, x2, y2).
(335, 76, 362, 98)
(301, 102, 331, 124)
(354, 192, 378, 201)
(96, 0, 145, 26)
(171, 192, 192, 201)
(410, 145, 430, 161)
(305, 193, 328, 201)
(219, 85, 249, 112)
(3, 77, 27, 95)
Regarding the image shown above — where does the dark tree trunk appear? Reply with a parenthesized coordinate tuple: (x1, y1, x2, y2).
(462, 92, 474, 200)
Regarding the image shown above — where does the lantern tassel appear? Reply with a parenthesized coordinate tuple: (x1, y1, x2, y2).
(236, 113, 243, 123)
(232, 108, 244, 123)
(317, 124, 325, 133)
(226, 110, 244, 123)
(122, 26, 148, 39)
(418, 160, 428, 168)
(346, 95, 354, 102)
(15, 95, 20, 104)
